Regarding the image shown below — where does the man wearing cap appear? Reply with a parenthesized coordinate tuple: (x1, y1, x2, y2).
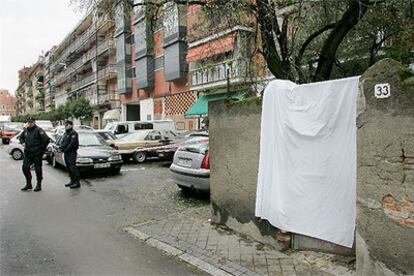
(60, 120, 80, 189)
(20, 117, 50, 192)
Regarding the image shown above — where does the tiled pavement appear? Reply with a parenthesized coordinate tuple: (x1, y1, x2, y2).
(125, 207, 354, 276)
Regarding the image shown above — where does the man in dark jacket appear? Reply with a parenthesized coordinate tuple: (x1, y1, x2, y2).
(60, 120, 80, 189)
(20, 117, 50, 192)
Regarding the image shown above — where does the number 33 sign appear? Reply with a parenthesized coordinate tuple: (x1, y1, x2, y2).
(374, 83, 391, 98)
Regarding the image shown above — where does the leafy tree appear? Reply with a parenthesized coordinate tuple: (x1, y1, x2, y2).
(72, 97, 93, 121)
(71, 0, 414, 83)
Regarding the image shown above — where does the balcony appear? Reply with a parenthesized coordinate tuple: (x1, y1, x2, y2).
(97, 64, 116, 80)
(97, 39, 115, 55)
(98, 91, 117, 105)
(71, 74, 96, 91)
(190, 59, 252, 90)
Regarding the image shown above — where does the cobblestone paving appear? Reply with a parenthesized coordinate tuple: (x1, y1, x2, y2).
(127, 207, 354, 276)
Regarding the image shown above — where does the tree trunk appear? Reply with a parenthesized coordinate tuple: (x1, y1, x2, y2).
(256, 0, 290, 79)
(313, 0, 369, 82)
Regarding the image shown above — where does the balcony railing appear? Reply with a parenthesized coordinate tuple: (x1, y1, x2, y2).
(71, 74, 96, 91)
(51, 18, 113, 70)
(97, 39, 115, 54)
(98, 64, 117, 79)
(190, 59, 251, 88)
(98, 91, 117, 105)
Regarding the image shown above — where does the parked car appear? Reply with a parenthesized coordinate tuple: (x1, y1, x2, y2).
(52, 125, 94, 139)
(95, 130, 118, 145)
(134, 135, 209, 162)
(113, 129, 176, 162)
(51, 131, 123, 174)
(170, 140, 210, 192)
(6, 130, 55, 161)
(35, 120, 54, 132)
(1, 123, 23, 144)
(104, 120, 177, 137)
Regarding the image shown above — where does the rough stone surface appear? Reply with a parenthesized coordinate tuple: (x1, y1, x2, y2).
(357, 59, 414, 275)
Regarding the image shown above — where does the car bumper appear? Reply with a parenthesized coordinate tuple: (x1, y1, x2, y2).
(5, 146, 14, 154)
(170, 165, 210, 191)
(76, 161, 123, 171)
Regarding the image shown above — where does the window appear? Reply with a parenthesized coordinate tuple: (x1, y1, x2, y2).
(163, 130, 177, 140)
(154, 56, 164, 70)
(115, 124, 128, 134)
(134, 122, 153, 130)
(145, 130, 161, 140)
(163, 2, 179, 38)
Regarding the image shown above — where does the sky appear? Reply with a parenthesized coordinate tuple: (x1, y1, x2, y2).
(0, 0, 85, 95)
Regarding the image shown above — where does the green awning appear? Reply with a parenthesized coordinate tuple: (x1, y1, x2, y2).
(185, 92, 246, 118)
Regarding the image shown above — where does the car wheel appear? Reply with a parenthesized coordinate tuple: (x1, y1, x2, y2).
(134, 152, 147, 163)
(11, 149, 23, 160)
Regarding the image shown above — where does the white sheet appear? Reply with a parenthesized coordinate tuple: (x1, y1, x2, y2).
(255, 77, 359, 248)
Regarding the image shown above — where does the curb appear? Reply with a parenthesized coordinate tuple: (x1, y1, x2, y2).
(124, 226, 232, 276)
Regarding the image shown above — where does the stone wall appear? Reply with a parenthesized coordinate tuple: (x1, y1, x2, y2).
(356, 59, 414, 275)
(209, 98, 352, 254)
(209, 59, 414, 274)
(209, 99, 282, 247)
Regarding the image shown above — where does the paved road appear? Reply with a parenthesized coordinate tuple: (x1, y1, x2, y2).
(0, 146, 209, 275)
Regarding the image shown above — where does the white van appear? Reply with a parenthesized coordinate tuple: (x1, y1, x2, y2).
(104, 120, 177, 137)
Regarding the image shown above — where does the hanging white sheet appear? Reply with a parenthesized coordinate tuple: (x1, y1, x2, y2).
(255, 77, 359, 248)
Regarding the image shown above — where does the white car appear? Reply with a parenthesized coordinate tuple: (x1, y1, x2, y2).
(170, 140, 210, 193)
(6, 130, 55, 161)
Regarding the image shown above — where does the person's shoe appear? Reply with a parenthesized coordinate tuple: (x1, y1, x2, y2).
(33, 185, 42, 192)
(21, 185, 32, 191)
(70, 183, 80, 189)
(65, 182, 73, 187)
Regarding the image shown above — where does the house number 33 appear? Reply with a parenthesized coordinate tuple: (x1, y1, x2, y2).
(374, 83, 391, 98)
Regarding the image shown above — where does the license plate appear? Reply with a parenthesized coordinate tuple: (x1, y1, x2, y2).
(178, 158, 192, 168)
(94, 163, 110, 169)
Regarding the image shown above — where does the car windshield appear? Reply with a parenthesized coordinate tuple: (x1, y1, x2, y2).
(119, 132, 147, 141)
(180, 141, 209, 154)
(104, 123, 115, 131)
(79, 132, 107, 147)
(164, 130, 177, 140)
(37, 121, 53, 129)
(98, 132, 117, 140)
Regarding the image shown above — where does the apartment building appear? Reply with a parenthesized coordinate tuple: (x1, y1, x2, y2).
(114, 1, 265, 131)
(115, 0, 197, 131)
(185, 3, 269, 119)
(15, 67, 31, 115)
(0, 89, 17, 116)
(50, 7, 119, 128)
(15, 58, 46, 115)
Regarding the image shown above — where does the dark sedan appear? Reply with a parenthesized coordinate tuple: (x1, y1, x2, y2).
(51, 131, 123, 174)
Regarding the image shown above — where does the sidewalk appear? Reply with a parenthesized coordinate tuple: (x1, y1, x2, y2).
(124, 207, 354, 276)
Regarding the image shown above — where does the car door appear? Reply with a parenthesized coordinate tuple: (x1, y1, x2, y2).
(54, 136, 65, 165)
(144, 130, 163, 148)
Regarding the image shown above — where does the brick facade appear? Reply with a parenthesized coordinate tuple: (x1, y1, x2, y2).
(0, 89, 17, 116)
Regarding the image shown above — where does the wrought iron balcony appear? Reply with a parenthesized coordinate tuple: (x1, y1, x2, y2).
(190, 59, 252, 90)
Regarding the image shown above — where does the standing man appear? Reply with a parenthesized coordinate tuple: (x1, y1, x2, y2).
(60, 120, 80, 189)
(20, 117, 50, 192)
